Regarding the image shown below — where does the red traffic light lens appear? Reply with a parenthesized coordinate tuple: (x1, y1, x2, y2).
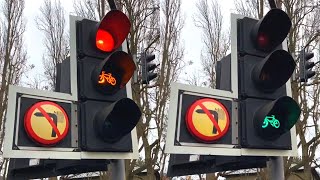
(95, 10, 131, 52)
(96, 29, 115, 52)
(257, 33, 269, 49)
(251, 9, 291, 51)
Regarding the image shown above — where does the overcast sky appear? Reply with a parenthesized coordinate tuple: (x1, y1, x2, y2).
(22, 0, 74, 85)
(179, 0, 235, 83)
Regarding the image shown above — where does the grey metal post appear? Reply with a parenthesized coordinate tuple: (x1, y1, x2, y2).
(111, 159, 126, 180)
(270, 157, 284, 180)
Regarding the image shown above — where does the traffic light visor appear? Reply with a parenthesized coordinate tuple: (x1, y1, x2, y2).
(94, 98, 141, 142)
(251, 9, 291, 51)
(253, 96, 301, 140)
(96, 10, 131, 52)
(305, 52, 314, 60)
(252, 50, 295, 92)
(92, 51, 136, 94)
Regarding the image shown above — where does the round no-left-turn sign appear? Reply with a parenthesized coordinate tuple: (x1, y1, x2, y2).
(24, 101, 69, 146)
(185, 98, 230, 142)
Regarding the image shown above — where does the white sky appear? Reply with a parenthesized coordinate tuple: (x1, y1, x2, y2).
(22, 0, 74, 85)
(180, 0, 235, 83)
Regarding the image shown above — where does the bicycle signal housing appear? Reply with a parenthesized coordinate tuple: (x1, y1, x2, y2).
(235, 8, 301, 150)
(76, 10, 141, 153)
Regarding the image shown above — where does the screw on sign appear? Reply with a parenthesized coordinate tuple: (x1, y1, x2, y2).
(185, 98, 230, 143)
(24, 101, 69, 146)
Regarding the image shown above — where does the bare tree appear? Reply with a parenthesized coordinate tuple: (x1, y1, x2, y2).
(123, 0, 183, 178)
(0, 0, 27, 173)
(73, 0, 110, 20)
(284, 0, 320, 179)
(24, 74, 49, 90)
(194, 0, 230, 89)
(234, 0, 275, 19)
(35, 0, 69, 90)
(132, 0, 184, 178)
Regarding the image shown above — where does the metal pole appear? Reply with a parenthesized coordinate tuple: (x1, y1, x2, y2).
(270, 157, 284, 180)
(111, 159, 126, 180)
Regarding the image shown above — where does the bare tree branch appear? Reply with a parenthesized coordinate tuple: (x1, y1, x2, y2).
(35, 0, 69, 90)
(194, 0, 230, 88)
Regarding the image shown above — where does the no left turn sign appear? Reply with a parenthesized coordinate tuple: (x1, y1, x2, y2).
(185, 98, 230, 142)
(24, 101, 69, 146)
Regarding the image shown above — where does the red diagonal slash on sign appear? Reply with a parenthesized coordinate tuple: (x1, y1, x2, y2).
(36, 106, 61, 137)
(198, 103, 222, 134)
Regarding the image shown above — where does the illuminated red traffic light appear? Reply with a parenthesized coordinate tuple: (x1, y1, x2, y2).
(95, 10, 131, 52)
(96, 29, 115, 52)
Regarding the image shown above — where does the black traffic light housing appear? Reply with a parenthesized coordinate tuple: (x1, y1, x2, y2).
(141, 52, 157, 84)
(76, 10, 141, 152)
(299, 49, 315, 82)
(237, 9, 301, 149)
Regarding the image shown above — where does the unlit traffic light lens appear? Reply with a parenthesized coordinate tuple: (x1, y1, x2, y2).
(252, 50, 295, 92)
(251, 9, 291, 51)
(96, 29, 115, 52)
(94, 98, 141, 142)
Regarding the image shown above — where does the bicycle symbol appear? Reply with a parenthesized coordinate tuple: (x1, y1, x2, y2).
(262, 115, 280, 129)
(98, 71, 116, 86)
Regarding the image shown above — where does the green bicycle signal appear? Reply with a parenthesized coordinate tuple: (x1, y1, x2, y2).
(262, 115, 280, 129)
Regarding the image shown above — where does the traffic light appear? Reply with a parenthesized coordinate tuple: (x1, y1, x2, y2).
(76, 10, 141, 152)
(237, 9, 301, 149)
(141, 52, 157, 84)
(299, 49, 315, 82)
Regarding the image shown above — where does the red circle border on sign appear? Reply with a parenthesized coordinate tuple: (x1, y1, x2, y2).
(185, 98, 230, 143)
(24, 101, 69, 146)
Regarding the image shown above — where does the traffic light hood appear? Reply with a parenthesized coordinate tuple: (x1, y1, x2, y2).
(94, 98, 141, 143)
(253, 96, 301, 140)
(92, 51, 136, 94)
(95, 10, 131, 52)
(251, 9, 291, 52)
(252, 50, 295, 92)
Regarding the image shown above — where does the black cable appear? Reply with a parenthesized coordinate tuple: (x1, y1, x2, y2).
(107, 0, 117, 10)
(268, 0, 277, 8)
